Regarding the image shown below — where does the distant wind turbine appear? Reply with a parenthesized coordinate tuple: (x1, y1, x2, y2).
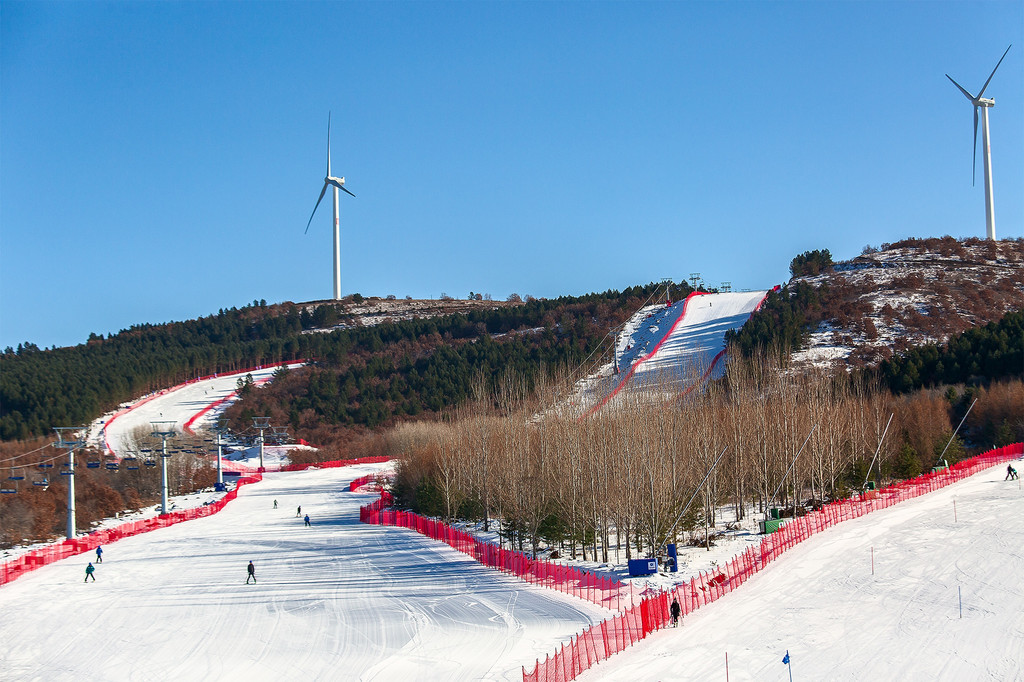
(945, 45, 1012, 241)
(305, 112, 355, 300)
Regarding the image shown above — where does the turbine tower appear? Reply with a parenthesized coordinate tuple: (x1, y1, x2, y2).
(305, 112, 355, 300)
(946, 45, 1012, 241)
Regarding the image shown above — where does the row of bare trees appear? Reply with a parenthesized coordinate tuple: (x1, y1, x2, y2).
(388, 354, 965, 563)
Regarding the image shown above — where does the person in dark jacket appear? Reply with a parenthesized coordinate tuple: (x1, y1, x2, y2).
(1006, 465, 1019, 481)
(296, 505, 301, 517)
(304, 514, 311, 527)
(246, 561, 256, 584)
(670, 598, 681, 626)
(95, 545, 103, 563)
(85, 563, 96, 582)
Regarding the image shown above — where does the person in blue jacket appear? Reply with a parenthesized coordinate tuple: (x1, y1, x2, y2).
(304, 514, 311, 527)
(84, 563, 96, 582)
(95, 545, 103, 563)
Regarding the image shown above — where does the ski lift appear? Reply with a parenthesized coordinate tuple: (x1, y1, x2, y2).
(124, 456, 140, 470)
(143, 458, 157, 467)
(140, 448, 152, 453)
(37, 462, 54, 469)
(59, 463, 74, 476)
(0, 485, 15, 494)
(105, 461, 119, 471)
(8, 467, 25, 481)
(33, 477, 49, 487)
(86, 455, 101, 469)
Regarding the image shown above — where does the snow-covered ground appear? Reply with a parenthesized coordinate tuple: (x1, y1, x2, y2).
(576, 460, 1024, 681)
(0, 464, 609, 681)
(93, 365, 303, 457)
(580, 290, 769, 413)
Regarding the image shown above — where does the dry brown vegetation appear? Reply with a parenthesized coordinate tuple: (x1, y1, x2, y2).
(384, 356, 984, 563)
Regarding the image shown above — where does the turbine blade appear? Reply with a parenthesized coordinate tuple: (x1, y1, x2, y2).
(341, 185, 356, 198)
(305, 182, 329, 234)
(972, 106, 978, 186)
(977, 44, 1012, 99)
(945, 74, 975, 101)
(327, 112, 332, 177)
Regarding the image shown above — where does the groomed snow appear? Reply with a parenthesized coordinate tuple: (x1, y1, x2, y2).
(0, 464, 610, 680)
(576, 460, 1024, 681)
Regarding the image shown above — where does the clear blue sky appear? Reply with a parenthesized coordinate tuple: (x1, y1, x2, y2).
(2, 1, 1022, 350)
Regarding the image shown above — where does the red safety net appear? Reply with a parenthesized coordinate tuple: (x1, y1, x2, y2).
(517, 443, 1023, 682)
(360, 493, 637, 612)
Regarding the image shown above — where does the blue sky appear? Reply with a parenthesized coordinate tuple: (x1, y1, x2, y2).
(2, 1, 1022, 350)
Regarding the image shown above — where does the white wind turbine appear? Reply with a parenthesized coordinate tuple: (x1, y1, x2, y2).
(305, 112, 355, 300)
(946, 45, 1012, 241)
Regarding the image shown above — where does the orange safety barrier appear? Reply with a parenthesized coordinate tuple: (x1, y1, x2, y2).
(521, 443, 1023, 682)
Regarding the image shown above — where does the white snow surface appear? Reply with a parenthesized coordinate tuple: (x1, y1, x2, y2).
(580, 291, 769, 412)
(93, 365, 303, 457)
(0, 464, 609, 681)
(577, 461, 1024, 682)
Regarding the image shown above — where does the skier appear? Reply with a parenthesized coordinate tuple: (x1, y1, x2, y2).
(670, 598, 681, 627)
(273, 500, 278, 509)
(296, 505, 301, 517)
(246, 561, 256, 584)
(95, 545, 103, 563)
(84, 563, 96, 582)
(304, 514, 311, 527)
(1006, 465, 1019, 481)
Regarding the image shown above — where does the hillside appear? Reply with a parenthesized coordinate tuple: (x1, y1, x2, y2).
(730, 237, 1024, 371)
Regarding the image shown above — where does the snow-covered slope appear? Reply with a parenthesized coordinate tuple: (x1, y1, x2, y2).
(0, 464, 609, 681)
(577, 459, 1024, 681)
(582, 290, 769, 414)
(93, 365, 301, 457)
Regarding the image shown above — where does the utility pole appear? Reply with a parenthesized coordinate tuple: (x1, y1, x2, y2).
(54, 427, 85, 540)
(151, 421, 177, 514)
(253, 417, 272, 472)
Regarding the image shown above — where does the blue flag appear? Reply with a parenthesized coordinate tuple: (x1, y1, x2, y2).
(782, 651, 790, 665)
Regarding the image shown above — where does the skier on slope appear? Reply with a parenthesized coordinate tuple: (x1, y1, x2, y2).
(670, 598, 681, 627)
(95, 545, 103, 563)
(304, 514, 311, 527)
(84, 563, 96, 582)
(296, 505, 301, 517)
(273, 500, 278, 509)
(1007, 465, 1019, 481)
(246, 561, 256, 584)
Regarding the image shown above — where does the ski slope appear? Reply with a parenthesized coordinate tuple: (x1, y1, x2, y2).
(584, 290, 769, 414)
(94, 365, 300, 457)
(577, 461, 1024, 681)
(0, 464, 609, 681)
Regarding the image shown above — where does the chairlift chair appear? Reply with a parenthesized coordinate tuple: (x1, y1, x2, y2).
(143, 458, 157, 467)
(8, 467, 25, 481)
(33, 476, 49, 487)
(86, 456, 101, 469)
(60, 463, 74, 476)
(105, 462, 119, 471)
(0, 485, 16, 494)
(124, 456, 140, 470)
(37, 462, 54, 469)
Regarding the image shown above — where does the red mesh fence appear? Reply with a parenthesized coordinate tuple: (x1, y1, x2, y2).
(360, 494, 637, 612)
(518, 443, 1023, 682)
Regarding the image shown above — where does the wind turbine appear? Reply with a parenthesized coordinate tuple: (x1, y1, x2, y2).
(305, 112, 355, 300)
(946, 45, 1012, 241)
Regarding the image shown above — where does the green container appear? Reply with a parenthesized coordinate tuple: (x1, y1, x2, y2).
(762, 519, 784, 534)
(769, 508, 781, 520)
(865, 481, 877, 491)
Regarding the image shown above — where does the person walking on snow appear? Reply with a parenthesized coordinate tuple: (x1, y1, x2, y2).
(273, 499, 278, 509)
(296, 505, 301, 517)
(304, 514, 311, 527)
(84, 563, 96, 582)
(246, 561, 256, 584)
(95, 545, 103, 563)
(1007, 465, 1019, 481)
(670, 598, 681, 627)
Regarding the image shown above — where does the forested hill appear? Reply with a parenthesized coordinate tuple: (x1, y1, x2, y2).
(0, 283, 685, 441)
